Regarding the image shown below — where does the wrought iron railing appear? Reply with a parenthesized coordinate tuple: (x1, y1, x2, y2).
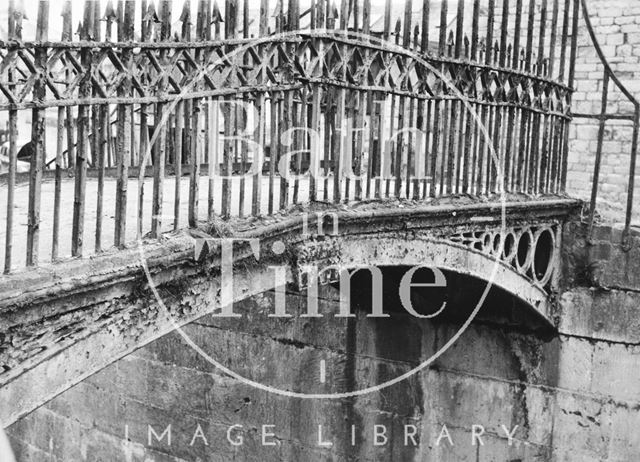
(0, 0, 581, 272)
(576, 0, 639, 248)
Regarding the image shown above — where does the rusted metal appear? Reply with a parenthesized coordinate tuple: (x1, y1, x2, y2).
(150, 0, 172, 238)
(188, 0, 206, 226)
(113, 0, 135, 248)
(3, 0, 18, 273)
(625, 108, 640, 246)
(0, 0, 587, 271)
(578, 0, 639, 246)
(91, 2, 104, 253)
(222, 0, 237, 218)
(26, 0, 49, 266)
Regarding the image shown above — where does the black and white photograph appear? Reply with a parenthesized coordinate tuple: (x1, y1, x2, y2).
(0, 0, 639, 460)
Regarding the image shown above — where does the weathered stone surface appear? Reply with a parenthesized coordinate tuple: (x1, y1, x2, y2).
(6, 202, 640, 461)
(562, 221, 640, 292)
(7, 265, 640, 461)
(558, 287, 640, 343)
(551, 392, 614, 461)
(7, 284, 640, 461)
(1, 200, 579, 427)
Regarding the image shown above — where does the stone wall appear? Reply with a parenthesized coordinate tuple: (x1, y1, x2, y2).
(4, 284, 558, 461)
(567, 0, 640, 220)
(5, 222, 640, 462)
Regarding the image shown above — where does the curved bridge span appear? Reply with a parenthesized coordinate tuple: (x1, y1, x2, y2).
(0, 197, 579, 427)
(2, 1, 640, 459)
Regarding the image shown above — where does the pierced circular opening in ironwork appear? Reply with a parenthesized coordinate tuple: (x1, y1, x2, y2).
(482, 232, 493, 253)
(516, 230, 533, 270)
(492, 233, 502, 255)
(502, 232, 517, 262)
(533, 229, 555, 286)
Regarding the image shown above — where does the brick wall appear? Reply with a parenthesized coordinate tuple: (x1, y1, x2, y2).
(568, 0, 640, 221)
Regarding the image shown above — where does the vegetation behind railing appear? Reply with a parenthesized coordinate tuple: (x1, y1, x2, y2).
(0, 0, 580, 273)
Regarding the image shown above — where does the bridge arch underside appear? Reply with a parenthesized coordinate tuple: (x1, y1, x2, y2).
(4, 255, 560, 461)
(302, 235, 555, 327)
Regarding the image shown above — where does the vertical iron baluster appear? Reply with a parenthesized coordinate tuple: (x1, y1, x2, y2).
(395, 0, 412, 199)
(189, 0, 207, 226)
(449, 0, 466, 194)
(512, 0, 523, 70)
(422, 96, 433, 199)
(548, 0, 559, 79)
(113, 0, 134, 245)
(27, 0, 49, 265)
(623, 106, 639, 245)
(405, 96, 415, 198)
(237, 0, 249, 215)
(252, 0, 269, 214)
(558, 0, 571, 83)
(454, 0, 465, 59)
(221, 0, 237, 217)
(151, 0, 172, 237)
(52, 1, 72, 261)
(430, 99, 441, 198)
(172, 0, 190, 230)
(73, 1, 93, 255)
(521, 0, 536, 193)
(91, 2, 103, 252)
(137, 2, 152, 238)
(561, 0, 579, 192)
(421, 0, 430, 53)
(588, 70, 610, 238)
(467, 0, 480, 194)
(531, 0, 547, 193)
(333, 0, 348, 203)
(525, 0, 535, 73)
(442, 31, 454, 195)
(4, 0, 19, 272)
(354, 89, 366, 201)
(438, 0, 448, 55)
(537, 0, 548, 76)
(362, 0, 373, 199)
(484, 0, 497, 193)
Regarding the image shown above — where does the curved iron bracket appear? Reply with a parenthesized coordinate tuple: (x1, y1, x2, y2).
(579, 0, 639, 250)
